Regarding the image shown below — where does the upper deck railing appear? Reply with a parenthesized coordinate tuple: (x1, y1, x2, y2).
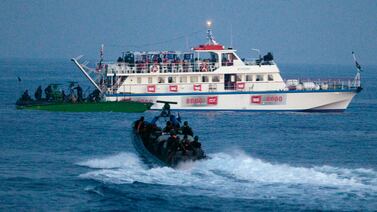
(106, 61, 219, 74)
(105, 60, 276, 75)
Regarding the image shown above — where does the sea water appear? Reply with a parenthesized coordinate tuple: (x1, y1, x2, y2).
(0, 59, 376, 211)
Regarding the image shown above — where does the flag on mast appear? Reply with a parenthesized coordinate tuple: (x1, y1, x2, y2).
(351, 51, 362, 88)
(352, 51, 362, 72)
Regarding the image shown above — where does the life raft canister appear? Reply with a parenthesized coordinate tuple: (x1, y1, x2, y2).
(200, 63, 208, 72)
(150, 64, 160, 73)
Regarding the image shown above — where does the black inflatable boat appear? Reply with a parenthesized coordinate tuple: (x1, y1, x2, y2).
(132, 101, 206, 167)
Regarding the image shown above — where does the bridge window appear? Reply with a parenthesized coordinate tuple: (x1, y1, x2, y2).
(168, 76, 176, 83)
(268, 74, 274, 81)
(212, 75, 220, 82)
(202, 76, 209, 82)
(198, 52, 219, 63)
(137, 77, 142, 84)
(180, 76, 187, 83)
(256, 75, 264, 82)
(190, 76, 198, 83)
(158, 77, 165, 83)
(236, 74, 242, 81)
(246, 75, 253, 81)
(148, 77, 153, 83)
(221, 53, 237, 66)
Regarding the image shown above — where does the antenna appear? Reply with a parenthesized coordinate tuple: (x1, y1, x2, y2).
(230, 23, 233, 48)
(100, 44, 104, 61)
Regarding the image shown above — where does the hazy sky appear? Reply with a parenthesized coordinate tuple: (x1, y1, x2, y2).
(1, 0, 376, 65)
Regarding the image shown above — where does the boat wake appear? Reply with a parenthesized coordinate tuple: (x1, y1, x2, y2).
(77, 151, 377, 209)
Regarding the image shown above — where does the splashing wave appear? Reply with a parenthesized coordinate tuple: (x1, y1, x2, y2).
(78, 151, 377, 189)
(77, 151, 377, 209)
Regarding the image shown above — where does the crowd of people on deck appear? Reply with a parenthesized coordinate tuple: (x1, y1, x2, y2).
(134, 115, 203, 163)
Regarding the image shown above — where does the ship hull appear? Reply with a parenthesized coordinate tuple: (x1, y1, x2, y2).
(106, 89, 358, 112)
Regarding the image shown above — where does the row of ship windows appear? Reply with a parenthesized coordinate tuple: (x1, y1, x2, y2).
(130, 74, 276, 84)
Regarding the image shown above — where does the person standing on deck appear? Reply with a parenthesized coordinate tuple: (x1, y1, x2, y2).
(76, 85, 83, 102)
(34, 86, 42, 101)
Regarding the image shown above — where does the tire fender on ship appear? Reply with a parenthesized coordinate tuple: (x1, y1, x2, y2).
(200, 63, 208, 72)
(150, 64, 160, 73)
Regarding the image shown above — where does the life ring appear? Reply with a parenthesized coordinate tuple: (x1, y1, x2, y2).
(150, 65, 159, 73)
(200, 63, 208, 72)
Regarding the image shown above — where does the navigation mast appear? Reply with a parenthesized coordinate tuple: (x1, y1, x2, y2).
(206, 20, 218, 45)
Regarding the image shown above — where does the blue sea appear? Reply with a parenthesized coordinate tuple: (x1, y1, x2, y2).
(1, 59, 377, 211)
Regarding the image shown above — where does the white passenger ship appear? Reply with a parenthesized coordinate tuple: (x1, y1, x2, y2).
(72, 22, 362, 112)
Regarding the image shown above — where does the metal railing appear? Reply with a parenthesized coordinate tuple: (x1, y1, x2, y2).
(103, 78, 360, 95)
(106, 61, 219, 74)
(285, 78, 360, 91)
(244, 60, 275, 66)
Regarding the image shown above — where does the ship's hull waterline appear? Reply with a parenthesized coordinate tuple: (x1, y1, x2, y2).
(106, 89, 358, 112)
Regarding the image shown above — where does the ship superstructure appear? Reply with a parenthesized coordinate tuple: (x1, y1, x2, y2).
(72, 22, 361, 112)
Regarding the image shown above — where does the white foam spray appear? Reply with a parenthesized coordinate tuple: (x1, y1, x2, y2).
(77, 151, 377, 209)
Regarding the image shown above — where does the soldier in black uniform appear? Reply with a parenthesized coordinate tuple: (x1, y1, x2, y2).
(44, 85, 52, 101)
(163, 121, 174, 133)
(21, 90, 32, 102)
(76, 85, 83, 102)
(192, 136, 201, 148)
(181, 121, 194, 136)
(34, 86, 42, 101)
(167, 130, 180, 161)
